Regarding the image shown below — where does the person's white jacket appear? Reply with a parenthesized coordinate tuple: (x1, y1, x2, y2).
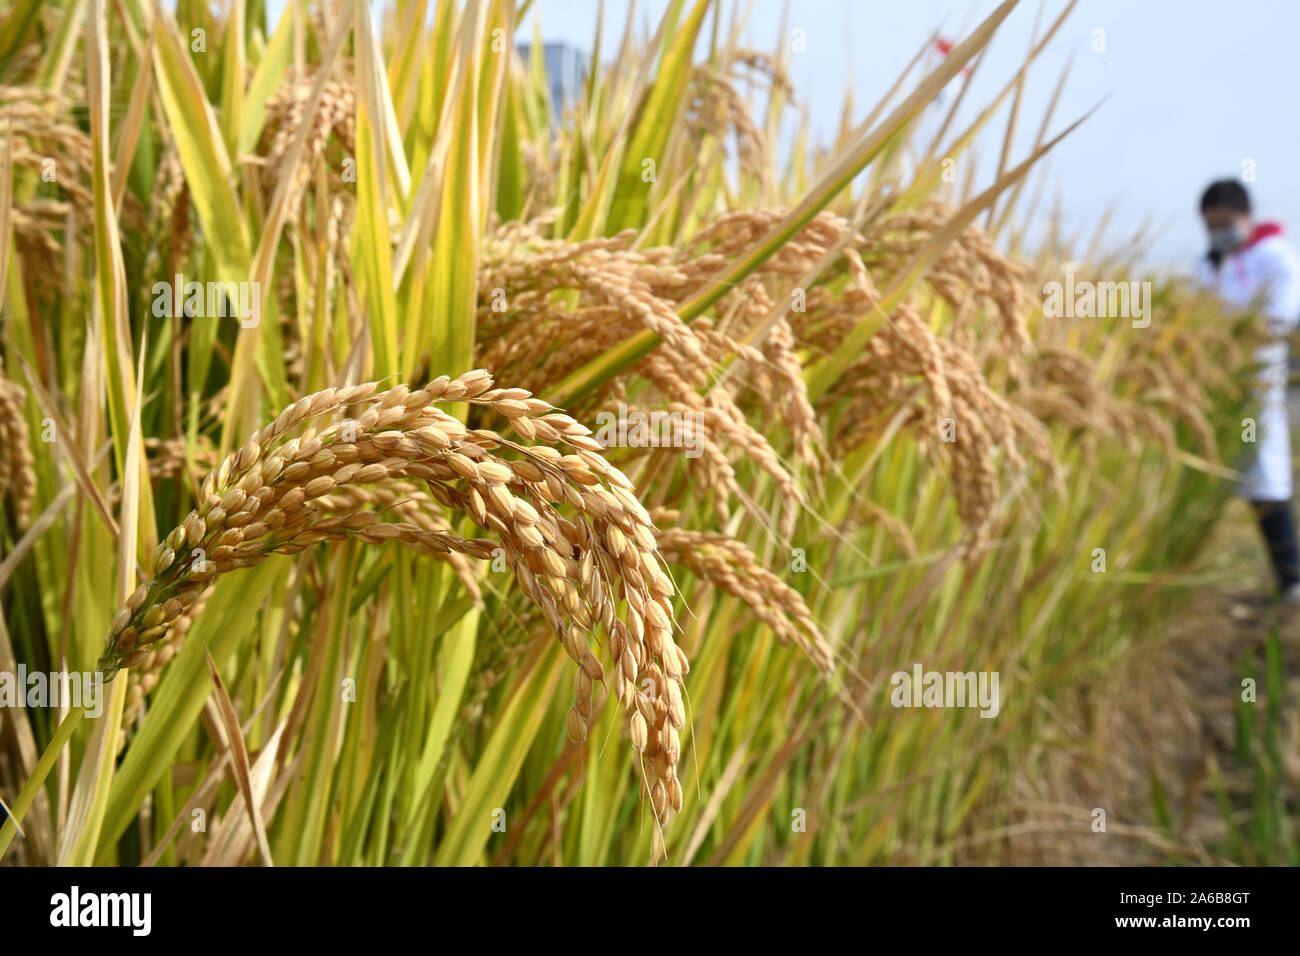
(1195, 223, 1300, 501)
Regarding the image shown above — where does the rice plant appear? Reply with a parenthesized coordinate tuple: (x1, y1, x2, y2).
(0, 0, 1268, 866)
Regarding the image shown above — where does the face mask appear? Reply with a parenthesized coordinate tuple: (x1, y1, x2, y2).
(1208, 221, 1249, 254)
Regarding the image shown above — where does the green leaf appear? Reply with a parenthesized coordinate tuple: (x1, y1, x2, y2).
(433, 644, 565, 865)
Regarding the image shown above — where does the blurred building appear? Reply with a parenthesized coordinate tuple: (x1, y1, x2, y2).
(515, 41, 588, 119)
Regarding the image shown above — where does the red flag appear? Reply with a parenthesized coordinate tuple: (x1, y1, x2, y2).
(932, 34, 972, 77)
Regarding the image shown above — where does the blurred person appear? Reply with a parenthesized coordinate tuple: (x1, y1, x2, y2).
(1196, 179, 1300, 602)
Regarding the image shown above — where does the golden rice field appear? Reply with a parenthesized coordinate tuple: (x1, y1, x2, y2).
(0, 0, 1285, 867)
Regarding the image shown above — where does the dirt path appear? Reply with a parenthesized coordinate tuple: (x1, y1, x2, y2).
(1003, 398, 1300, 865)
(1148, 504, 1300, 864)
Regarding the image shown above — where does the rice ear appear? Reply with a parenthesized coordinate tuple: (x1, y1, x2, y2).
(97, 368, 687, 817)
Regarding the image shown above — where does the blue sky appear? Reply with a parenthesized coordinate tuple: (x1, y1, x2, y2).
(263, 1, 1300, 273)
(513, 0, 1300, 273)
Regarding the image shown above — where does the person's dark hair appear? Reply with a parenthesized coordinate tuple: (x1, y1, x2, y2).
(1200, 179, 1251, 215)
(1201, 179, 1252, 268)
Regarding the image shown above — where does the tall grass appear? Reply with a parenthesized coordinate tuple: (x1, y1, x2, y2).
(0, 0, 1262, 865)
